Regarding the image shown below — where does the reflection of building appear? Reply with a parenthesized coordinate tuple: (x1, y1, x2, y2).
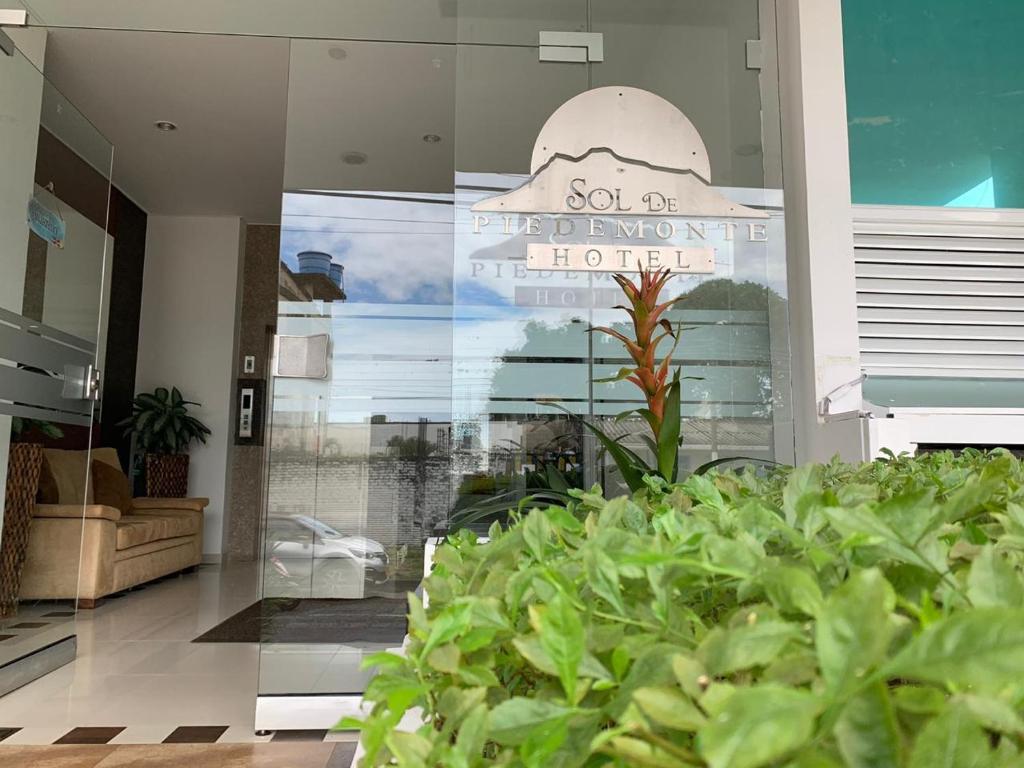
(267, 414, 452, 548)
(278, 251, 347, 302)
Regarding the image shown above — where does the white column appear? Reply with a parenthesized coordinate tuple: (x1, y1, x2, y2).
(776, 0, 865, 463)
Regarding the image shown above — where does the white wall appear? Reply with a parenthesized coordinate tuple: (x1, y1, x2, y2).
(136, 216, 245, 556)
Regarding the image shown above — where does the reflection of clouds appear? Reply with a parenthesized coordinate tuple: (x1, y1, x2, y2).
(281, 191, 455, 305)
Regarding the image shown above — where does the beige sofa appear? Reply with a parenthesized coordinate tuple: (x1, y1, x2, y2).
(19, 447, 208, 607)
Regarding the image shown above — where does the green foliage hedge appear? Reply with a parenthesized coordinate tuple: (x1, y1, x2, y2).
(350, 449, 1024, 767)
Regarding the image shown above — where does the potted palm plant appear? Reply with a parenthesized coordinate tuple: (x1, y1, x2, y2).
(118, 387, 211, 498)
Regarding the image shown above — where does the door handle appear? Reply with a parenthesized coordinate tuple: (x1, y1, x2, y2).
(62, 363, 101, 401)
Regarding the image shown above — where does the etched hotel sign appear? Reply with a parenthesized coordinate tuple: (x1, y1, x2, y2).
(470, 86, 768, 275)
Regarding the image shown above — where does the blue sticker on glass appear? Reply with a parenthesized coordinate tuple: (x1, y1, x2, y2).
(27, 195, 66, 249)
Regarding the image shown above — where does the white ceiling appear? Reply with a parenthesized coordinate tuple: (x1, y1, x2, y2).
(23, 0, 587, 46)
(44, 29, 290, 222)
(38, 4, 765, 221)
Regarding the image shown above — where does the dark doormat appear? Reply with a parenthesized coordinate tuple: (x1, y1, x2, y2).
(193, 597, 408, 645)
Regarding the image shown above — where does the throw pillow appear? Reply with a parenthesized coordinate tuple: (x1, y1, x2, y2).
(91, 459, 133, 514)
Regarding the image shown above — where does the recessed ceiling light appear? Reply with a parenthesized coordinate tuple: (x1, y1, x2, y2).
(328, 46, 347, 60)
(341, 151, 368, 165)
(154, 120, 178, 132)
(422, 134, 442, 144)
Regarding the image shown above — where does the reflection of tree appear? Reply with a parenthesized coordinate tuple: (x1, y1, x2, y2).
(480, 277, 786, 467)
(386, 435, 437, 459)
(672, 278, 783, 312)
(671, 278, 786, 420)
(489, 278, 785, 399)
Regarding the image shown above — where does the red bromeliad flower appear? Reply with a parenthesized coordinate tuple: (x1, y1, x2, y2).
(591, 267, 681, 442)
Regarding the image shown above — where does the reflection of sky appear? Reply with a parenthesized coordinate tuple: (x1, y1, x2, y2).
(281, 191, 455, 305)
(277, 182, 787, 425)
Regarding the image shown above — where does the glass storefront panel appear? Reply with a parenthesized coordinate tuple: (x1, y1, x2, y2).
(260, 36, 457, 698)
(0, 35, 112, 672)
(451, 0, 792, 519)
(260, 0, 793, 708)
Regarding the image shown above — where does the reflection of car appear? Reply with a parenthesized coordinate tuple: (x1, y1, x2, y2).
(265, 515, 389, 598)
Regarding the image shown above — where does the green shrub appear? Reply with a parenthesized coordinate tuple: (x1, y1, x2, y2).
(347, 449, 1024, 767)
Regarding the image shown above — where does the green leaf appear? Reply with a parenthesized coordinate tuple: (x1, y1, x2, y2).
(783, 464, 823, 526)
(452, 703, 488, 764)
(633, 686, 706, 731)
(672, 655, 708, 699)
(697, 685, 821, 768)
(513, 635, 610, 683)
(698, 620, 801, 676)
(604, 735, 694, 768)
(822, 505, 946, 574)
(967, 545, 1024, 608)
(488, 698, 578, 746)
(893, 686, 946, 715)
(522, 511, 551, 561)
(761, 565, 825, 617)
(593, 366, 637, 384)
(543, 401, 650, 492)
(657, 378, 681, 482)
(817, 569, 895, 698)
(908, 704, 990, 768)
(885, 608, 1024, 691)
(834, 682, 902, 768)
(956, 694, 1024, 736)
(530, 592, 585, 703)
(545, 463, 571, 493)
(584, 546, 625, 614)
(386, 730, 433, 764)
(426, 643, 460, 674)
(421, 601, 472, 658)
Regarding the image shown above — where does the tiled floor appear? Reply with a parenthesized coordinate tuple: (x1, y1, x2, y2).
(0, 742, 357, 767)
(0, 604, 77, 668)
(0, 564, 261, 736)
(0, 564, 376, 766)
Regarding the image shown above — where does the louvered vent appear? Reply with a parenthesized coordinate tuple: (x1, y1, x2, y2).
(854, 207, 1024, 378)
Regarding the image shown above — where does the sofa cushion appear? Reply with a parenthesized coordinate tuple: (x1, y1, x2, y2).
(115, 514, 197, 550)
(41, 448, 94, 505)
(37, 459, 59, 503)
(91, 447, 122, 472)
(92, 459, 133, 515)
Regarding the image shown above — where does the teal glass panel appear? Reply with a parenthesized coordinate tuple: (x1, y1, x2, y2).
(843, 0, 1024, 208)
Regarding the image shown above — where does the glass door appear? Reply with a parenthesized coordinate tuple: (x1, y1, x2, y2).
(258, 0, 792, 722)
(258, 36, 460, 707)
(0, 27, 113, 683)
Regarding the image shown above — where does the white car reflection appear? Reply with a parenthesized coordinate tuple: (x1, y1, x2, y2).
(265, 515, 389, 599)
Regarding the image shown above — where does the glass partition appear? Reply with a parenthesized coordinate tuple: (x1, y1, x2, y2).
(260, 0, 792, 716)
(0, 35, 112, 681)
(259, 37, 457, 702)
(450, 0, 792, 519)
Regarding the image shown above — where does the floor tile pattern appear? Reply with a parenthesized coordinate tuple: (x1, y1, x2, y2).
(270, 729, 328, 742)
(0, 564, 364, 761)
(55, 728, 125, 745)
(0, 742, 353, 767)
(162, 725, 229, 743)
